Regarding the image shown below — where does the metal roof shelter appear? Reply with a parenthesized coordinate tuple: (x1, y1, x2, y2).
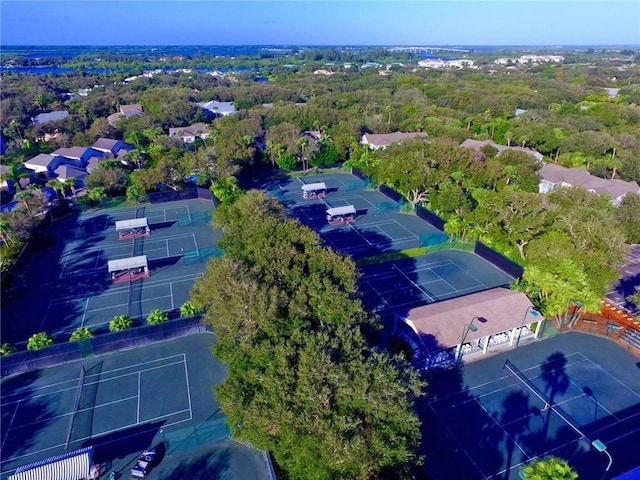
(115, 218, 150, 240)
(115, 218, 148, 231)
(326, 205, 355, 218)
(108, 255, 148, 273)
(8, 446, 93, 480)
(301, 182, 327, 192)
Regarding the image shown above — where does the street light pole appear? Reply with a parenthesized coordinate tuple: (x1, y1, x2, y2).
(516, 306, 540, 348)
(591, 439, 612, 480)
(456, 319, 479, 364)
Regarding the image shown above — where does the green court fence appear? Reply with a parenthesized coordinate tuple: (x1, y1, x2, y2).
(161, 410, 230, 455)
(1, 317, 210, 377)
(177, 210, 213, 227)
(182, 246, 224, 266)
(375, 201, 401, 215)
(418, 232, 449, 247)
(345, 179, 368, 191)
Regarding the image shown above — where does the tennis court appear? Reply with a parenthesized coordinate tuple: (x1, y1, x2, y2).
(359, 250, 515, 314)
(273, 173, 445, 258)
(0, 335, 273, 480)
(422, 333, 640, 480)
(0, 199, 220, 344)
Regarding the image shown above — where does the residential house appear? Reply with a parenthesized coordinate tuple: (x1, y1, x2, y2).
(169, 123, 210, 144)
(23, 153, 60, 176)
(197, 100, 236, 117)
(50, 147, 98, 171)
(460, 139, 544, 162)
(54, 164, 87, 182)
(92, 138, 134, 159)
(360, 132, 429, 150)
(108, 104, 144, 125)
(538, 163, 640, 206)
(32, 111, 69, 125)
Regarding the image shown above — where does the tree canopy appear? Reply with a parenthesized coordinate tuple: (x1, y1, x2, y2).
(191, 190, 423, 479)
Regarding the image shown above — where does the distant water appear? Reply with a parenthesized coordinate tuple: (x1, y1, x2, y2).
(1, 45, 296, 59)
(0, 44, 609, 60)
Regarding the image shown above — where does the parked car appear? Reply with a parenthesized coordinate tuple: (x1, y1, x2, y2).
(130, 448, 156, 478)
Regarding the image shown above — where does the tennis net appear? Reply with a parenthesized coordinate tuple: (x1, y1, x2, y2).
(64, 366, 86, 452)
(503, 359, 585, 438)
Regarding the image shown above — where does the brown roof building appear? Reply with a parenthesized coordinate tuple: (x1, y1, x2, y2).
(395, 288, 540, 366)
(538, 163, 640, 206)
(460, 139, 544, 162)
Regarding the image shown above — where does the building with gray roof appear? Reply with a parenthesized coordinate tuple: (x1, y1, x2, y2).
(32, 111, 69, 125)
(538, 163, 640, 206)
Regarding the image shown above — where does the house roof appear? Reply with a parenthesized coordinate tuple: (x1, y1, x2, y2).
(169, 123, 209, 138)
(24, 153, 56, 168)
(539, 163, 640, 200)
(33, 111, 69, 124)
(86, 156, 103, 172)
(120, 104, 144, 117)
(197, 100, 236, 115)
(107, 112, 123, 125)
(92, 137, 128, 153)
(401, 288, 535, 351)
(361, 132, 429, 148)
(52, 146, 88, 159)
(460, 139, 544, 161)
(54, 164, 87, 180)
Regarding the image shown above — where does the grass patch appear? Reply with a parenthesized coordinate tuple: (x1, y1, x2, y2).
(356, 247, 428, 267)
(355, 241, 475, 267)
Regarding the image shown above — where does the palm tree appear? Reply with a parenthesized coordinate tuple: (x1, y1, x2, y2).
(9, 119, 24, 143)
(46, 179, 66, 202)
(14, 189, 36, 214)
(0, 215, 17, 248)
(1, 163, 30, 191)
(64, 177, 78, 198)
(32, 92, 47, 112)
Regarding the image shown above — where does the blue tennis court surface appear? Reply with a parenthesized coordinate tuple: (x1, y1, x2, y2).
(421, 333, 640, 480)
(358, 250, 514, 315)
(1, 199, 221, 344)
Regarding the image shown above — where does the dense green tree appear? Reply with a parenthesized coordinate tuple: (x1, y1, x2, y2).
(190, 190, 423, 480)
(615, 193, 640, 243)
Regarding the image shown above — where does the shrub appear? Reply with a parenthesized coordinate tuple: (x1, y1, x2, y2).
(0, 343, 17, 356)
(27, 332, 53, 351)
(520, 456, 578, 480)
(179, 301, 201, 318)
(146, 309, 169, 325)
(69, 327, 94, 342)
(109, 314, 133, 332)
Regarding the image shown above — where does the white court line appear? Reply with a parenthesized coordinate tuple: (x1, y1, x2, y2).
(137, 372, 141, 424)
(39, 300, 54, 331)
(166, 238, 170, 257)
(93, 250, 102, 270)
(51, 272, 203, 304)
(183, 353, 193, 420)
(170, 282, 175, 310)
(192, 232, 199, 252)
(391, 264, 435, 302)
(80, 298, 90, 327)
(1, 404, 19, 451)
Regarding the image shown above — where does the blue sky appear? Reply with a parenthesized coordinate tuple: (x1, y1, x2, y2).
(1, 1, 639, 46)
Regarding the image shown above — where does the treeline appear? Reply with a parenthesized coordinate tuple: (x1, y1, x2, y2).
(349, 137, 639, 320)
(190, 191, 423, 479)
